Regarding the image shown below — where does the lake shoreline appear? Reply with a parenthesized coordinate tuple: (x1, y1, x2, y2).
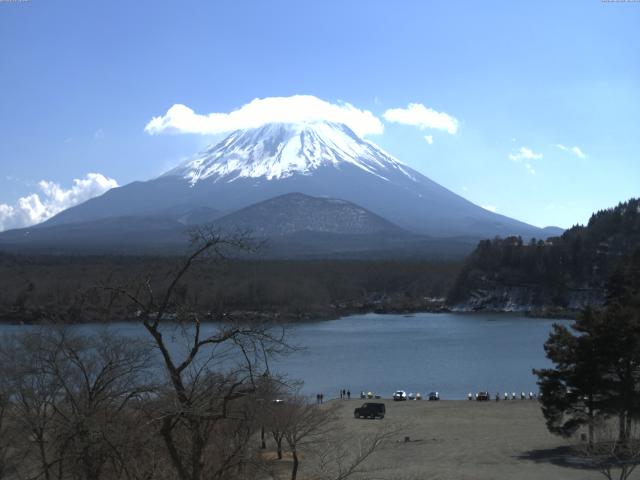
(0, 300, 579, 325)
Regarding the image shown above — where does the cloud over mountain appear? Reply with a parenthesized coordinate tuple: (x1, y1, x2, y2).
(0, 173, 118, 231)
(145, 95, 385, 138)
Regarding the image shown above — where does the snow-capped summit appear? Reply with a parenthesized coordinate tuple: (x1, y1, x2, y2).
(36, 119, 551, 242)
(164, 121, 416, 184)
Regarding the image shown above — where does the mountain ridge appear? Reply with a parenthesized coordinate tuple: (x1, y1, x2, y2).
(213, 192, 405, 237)
(37, 120, 551, 241)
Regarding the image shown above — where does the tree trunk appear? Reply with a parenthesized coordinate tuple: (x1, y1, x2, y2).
(588, 400, 594, 447)
(277, 438, 282, 460)
(619, 413, 628, 443)
(261, 425, 266, 449)
(36, 434, 51, 480)
(160, 418, 191, 480)
(190, 425, 205, 480)
(291, 449, 299, 480)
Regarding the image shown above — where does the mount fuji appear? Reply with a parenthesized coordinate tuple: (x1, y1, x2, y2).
(0, 120, 559, 255)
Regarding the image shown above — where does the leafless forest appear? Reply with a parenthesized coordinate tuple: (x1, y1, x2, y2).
(0, 232, 397, 480)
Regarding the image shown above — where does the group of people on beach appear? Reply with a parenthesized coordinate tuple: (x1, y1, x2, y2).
(467, 392, 539, 401)
(315, 389, 352, 404)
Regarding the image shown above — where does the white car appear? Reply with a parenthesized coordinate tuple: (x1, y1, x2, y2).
(393, 390, 408, 401)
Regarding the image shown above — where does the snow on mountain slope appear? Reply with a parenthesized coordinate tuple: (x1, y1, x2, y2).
(36, 120, 549, 240)
(164, 121, 416, 183)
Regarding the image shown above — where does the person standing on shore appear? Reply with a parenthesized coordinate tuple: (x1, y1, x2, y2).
(347, 390, 351, 399)
(340, 389, 343, 399)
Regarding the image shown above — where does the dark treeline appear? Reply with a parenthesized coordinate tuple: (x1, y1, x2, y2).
(449, 198, 640, 311)
(0, 253, 460, 323)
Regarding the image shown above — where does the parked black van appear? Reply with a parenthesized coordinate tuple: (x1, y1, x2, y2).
(354, 402, 386, 419)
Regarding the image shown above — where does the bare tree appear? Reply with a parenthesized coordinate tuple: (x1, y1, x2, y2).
(0, 228, 292, 480)
(267, 401, 288, 460)
(575, 418, 640, 480)
(256, 373, 291, 454)
(311, 425, 399, 480)
(280, 396, 337, 480)
(0, 366, 16, 480)
(0, 329, 66, 480)
(0, 328, 156, 480)
(45, 330, 155, 480)
(106, 227, 291, 480)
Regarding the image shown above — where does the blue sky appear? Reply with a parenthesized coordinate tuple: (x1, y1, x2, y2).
(0, 0, 638, 229)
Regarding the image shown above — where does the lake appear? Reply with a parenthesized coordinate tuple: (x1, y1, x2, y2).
(0, 312, 568, 400)
(276, 312, 567, 399)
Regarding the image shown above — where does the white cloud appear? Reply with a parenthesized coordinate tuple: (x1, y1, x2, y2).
(509, 146, 543, 162)
(555, 144, 587, 159)
(382, 103, 459, 134)
(571, 147, 586, 159)
(0, 173, 118, 232)
(508, 147, 541, 176)
(482, 205, 497, 213)
(424, 135, 433, 145)
(145, 95, 384, 138)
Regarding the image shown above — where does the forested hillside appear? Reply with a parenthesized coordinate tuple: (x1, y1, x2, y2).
(0, 254, 459, 323)
(448, 198, 640, 313)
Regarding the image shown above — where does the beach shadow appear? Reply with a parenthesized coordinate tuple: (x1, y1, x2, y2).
(517, 446, 598, 472)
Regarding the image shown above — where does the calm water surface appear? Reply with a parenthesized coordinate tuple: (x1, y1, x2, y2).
(275, 312, 567, 399)
(1, 312, 567, 400)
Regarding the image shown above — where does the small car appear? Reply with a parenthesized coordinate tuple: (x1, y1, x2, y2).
(428, 391, 440, 401)
(354, 402, 386, 419)
(476, 391, 490, 401)
(393, 390, 408, 401)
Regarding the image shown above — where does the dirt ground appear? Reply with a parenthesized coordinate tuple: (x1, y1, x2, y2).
(306, 399, 604, 480)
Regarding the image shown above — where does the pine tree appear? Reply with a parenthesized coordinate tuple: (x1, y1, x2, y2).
(535, 249, 640, 443)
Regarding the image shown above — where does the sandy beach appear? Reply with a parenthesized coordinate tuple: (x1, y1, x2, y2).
(298, 398, 603, 480)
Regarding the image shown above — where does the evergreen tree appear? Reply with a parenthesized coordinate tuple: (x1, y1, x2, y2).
(535, 249, 640, 443)
(534, 307, 605, 443)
